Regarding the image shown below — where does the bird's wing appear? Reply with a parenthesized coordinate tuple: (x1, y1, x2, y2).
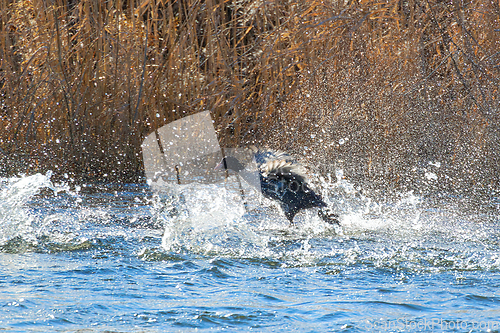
(254, 149, 293, 165)
(259, 158, 307, 184)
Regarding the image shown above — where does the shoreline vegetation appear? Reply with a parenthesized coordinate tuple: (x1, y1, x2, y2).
(1, 0, 499, 194)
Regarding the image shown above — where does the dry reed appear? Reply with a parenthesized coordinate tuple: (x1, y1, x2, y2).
(1, 0, 499, 192)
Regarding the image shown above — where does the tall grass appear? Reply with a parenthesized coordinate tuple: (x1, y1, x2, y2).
(1, 0, 499, 190)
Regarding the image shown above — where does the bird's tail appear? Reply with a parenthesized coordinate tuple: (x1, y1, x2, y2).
(318, 208, 340, 225)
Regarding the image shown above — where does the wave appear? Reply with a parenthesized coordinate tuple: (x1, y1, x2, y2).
(0, 172, 55, 247)
(0, 173, 157, 254)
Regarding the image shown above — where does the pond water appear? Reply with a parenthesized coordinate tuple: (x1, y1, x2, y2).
(1, 172, 499, 332)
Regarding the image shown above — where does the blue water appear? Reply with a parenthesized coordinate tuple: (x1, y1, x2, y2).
(1, 173, 500, 332)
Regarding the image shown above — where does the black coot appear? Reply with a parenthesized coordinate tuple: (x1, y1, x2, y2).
(216, 147, 339, 225)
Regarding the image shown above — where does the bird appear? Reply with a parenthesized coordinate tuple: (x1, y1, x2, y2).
(215, 147, 339, 225)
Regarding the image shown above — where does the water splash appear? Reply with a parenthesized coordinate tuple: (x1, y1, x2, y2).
(1, 170, 497, 273)
(154, 171, 388, 259)
(0, 174, 156, 254)
(0, 172, 54, 246)
(153, 169, 500, 272)
(159, 182, 269, 257)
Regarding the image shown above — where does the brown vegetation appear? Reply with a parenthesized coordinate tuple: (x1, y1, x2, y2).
(1, 0, 499, 192)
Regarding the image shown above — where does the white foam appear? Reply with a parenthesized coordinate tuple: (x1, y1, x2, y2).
(0, 172, 54, 245)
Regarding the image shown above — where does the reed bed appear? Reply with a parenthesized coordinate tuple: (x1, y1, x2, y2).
(1, 0, 499, 191)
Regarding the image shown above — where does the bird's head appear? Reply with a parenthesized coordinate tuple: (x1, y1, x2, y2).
(214, 156, 245, 172)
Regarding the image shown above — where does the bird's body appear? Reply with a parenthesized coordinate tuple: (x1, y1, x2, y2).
(216, 147, 339, 225)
